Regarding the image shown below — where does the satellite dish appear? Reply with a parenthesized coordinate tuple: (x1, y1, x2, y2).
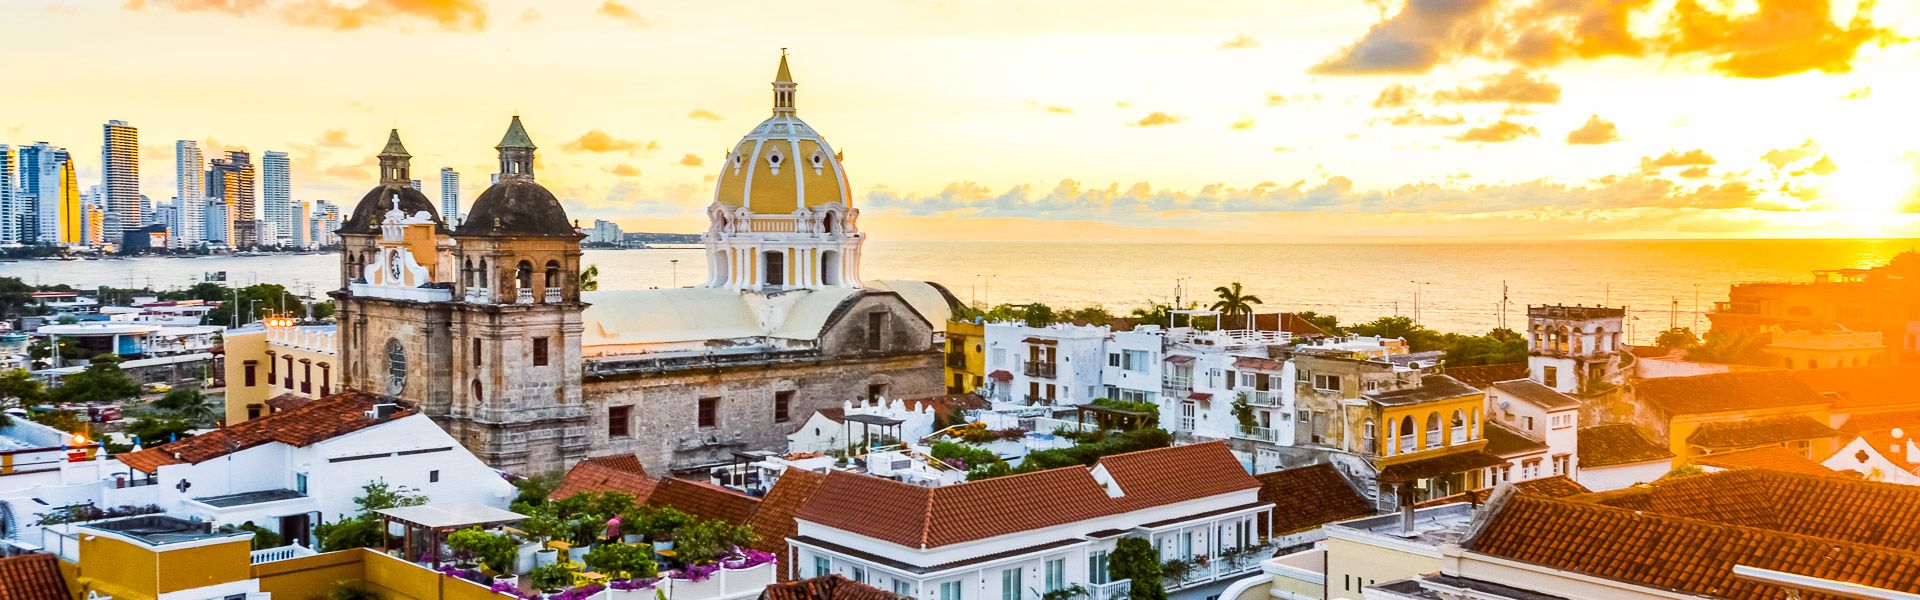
(1498, 401, 1511, 411)
(1893, 428, 1905, 440)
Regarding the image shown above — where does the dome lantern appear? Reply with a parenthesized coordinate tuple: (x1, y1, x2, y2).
(496, 116, 537, 181)
(773, 49, 797, 116)
(378, 129, 411, 185)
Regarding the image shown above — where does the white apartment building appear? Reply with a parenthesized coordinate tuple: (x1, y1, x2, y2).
(1102, 327, 1164, 404)
(440, 167, 460, 224)
(790, 442, 1272, 600)
(262, 151, 291, 246)
(1155, 326, 1296, 452)
(173, 140, 204, 248)
(1482, 379, 1579, 485)
(982, 322, 1110, 406)
(204, 197, 229, 246)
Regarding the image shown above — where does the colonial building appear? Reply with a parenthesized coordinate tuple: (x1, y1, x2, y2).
(1708, 251, 1920, 365)
(328, 56, 956, 475)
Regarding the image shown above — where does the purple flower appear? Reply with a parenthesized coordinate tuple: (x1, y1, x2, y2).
(610, 577, 659, 591)
(551, 583, 606, 600)
(677, 563, 721, 582)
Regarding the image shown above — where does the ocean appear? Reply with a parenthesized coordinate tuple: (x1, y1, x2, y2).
(4, 238, 1914, 344)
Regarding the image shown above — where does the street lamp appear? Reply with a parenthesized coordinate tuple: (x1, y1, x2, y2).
(671, 259, 679, 288)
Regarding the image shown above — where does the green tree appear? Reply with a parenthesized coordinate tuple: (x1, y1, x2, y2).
(28, 338, 89, 365)
(1686, 328, 1775, 366)
(1655, 327, 1701, 350)
(1293, 311, 1344, 336)
(314, 480, 428, 551)
(0, 277, 35, 318)
(94, 287, 138, 307)
(1128, 302, 1174, 327)
(154, 388, 220, 424)
(1111, 537, 1165, 600)
(125, 415, 196, 445)
(157, 282, 229, 302)
(51, 355, 142, 405)
(0, 369, 51, 420)
(236, 521, 283, 550)
(310, 300, 337, 320)
(584, 541, 658, 579)
(1348, 316, 1446, 352)
(29, 409, 89, 434)
(1058, 305, 1114, 326)
(1209, 282, 1263, 320)
(1020, 303, 1056, 328)
(580, 264, 601, 291)
(205, 284, 305, 327)
(1441, 328, 1528, 366)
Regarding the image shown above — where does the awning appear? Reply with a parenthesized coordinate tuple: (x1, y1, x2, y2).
(1376, 450, 1508, 484)
(1021, 337, 1058, 345)
(988, 370, 1013, 382)
(1164, 355, 1195, 365)
(377, 502, 526, 530)
(1233, 356, 1286, 372)
(1686, 415, 1841, 448)
(1188, 392, 1213, 402)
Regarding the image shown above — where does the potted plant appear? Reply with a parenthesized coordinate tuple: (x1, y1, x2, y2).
(608, 576, 661, 599)
(670, 563, 723, 600)
(528, 562, 575, 596)
(520, 514, 564, 570)
(586, 542, 659, 582)
(448, 527, 492, 570)
(565, 517, 599, 563)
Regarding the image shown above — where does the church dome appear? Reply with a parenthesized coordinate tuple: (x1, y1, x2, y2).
(458, 116, 580, 238)
(713, 55, 852, 215)
(341, 129, 448, 235)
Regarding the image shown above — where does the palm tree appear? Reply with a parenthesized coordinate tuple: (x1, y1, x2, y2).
(579, 264, 600, 291)
(1209, 282, 1263, 322)
(155, 388, 220, 425)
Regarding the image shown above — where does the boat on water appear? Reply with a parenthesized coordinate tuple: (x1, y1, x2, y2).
(1, 333, 28, 343)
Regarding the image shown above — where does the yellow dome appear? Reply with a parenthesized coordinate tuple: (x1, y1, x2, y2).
(713, 56, 851, 214)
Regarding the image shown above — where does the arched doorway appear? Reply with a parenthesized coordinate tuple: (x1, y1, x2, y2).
(821, 250, 841, 286)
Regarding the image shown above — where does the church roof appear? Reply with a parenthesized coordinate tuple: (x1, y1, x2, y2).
(497, 115, 536, 150)
(379, 129, 410, 157)
(458, 179, 578, 238)
(339, 184, 448, 235)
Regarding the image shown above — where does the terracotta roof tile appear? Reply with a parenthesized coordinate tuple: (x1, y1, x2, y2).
(1490, 379, 1579, 409)
(118, 390, 398, 474)
(1482, 421, 1548, 457)
(1690, 446, 1845, 478)
(1685, 415, 1841, 448)
(1443, 363, 1529, 389)
(1254, 464, 1374, 535)
(759, 574, 901, 600)
(1581, 469, 1920, 551)
(1577, 423, 1674, 467)
(1415, 475, 1591, 508)
(0, 553, 68, 600)
(794, 442, 1256, 548)
(749, 469, 828, 581)
(1377, 450, 1508, 484)
(551, 454, 659, 502)
(265, 392, 314, 412)
(1467, 491, 1920, 598)
(1632, 370, 1826, 416)
(648, 478, 762, 525)
(1792, 364, 1920, 411)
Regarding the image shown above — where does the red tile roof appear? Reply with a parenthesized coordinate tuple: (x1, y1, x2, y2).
(1690, 446, 1845, 478)
(988, 370, 1012, 382)
(759, 574, 900, 600)
(551, 454, 659, 502)
(1254, 464, 1374, 536)
(1443, 363, 1529, 389)
(0, 553, 68, 600)
(1684, 415, 1842, 449)
(118, 390, 401, 474)
(1632, 370, 1827, 416)
(748, 469, 829, 581)
(1577, 423, 1675, 467)
(1482, 420, 1548, 457)
(1415, 475, 1591, 508)
(1579, 468, 1920, 552)
(795, 442, 1258, 548)
(648, 478, 763, 525)
(1792, 364, 1920, 412)
(1467, 490, 1920, 598)
(264, 392, 314, 413)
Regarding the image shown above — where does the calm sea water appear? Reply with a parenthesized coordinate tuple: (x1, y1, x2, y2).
(5, 239, 1914, 344)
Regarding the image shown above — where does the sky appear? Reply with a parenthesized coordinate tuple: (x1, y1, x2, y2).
(5, 0, 1920, 241)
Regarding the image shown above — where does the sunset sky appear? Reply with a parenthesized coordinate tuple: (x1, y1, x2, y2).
(6, 0, 1920, 241)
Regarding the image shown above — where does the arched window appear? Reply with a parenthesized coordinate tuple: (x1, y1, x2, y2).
(477, 259, 488, 287)
(385, 338, 407, 395)
(463, 258, 474, 287)
(1470, 409, 1481, 440)
(822, 212, 837, 234)
(1363, 419, 1377, 454)
(1399, 416, 1415, 454)
(1808, 359, 1819, 369)
(543, 260, 560, 289)
(1425, 413, 1441, 449)
(515, 260, 533, 289)
(471, 380, 483, 405)
(1450, 409, 1466, 445)
(821, 250, 841, 286)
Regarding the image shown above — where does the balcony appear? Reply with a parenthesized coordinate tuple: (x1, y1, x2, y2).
(1234, 425, 1280, 443)
(515, 288, 533, 304)
(1087, 579, 1131, 600)
(946, 354, 968, 369)
(543, 287, 562, 303)
(1238, 389, 1280, 407)
(1023, 362, 1057, 378)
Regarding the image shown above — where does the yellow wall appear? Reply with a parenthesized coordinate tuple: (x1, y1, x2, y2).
(74, 533, 251, 600)
(944, 320, 986, 393)
(1376, 393, 1488, 463)
(1666, 405, 1834, 467)
(1323, 536, 1438, 600)
(254, 548, 368, 598)
(255, 549, 506, 600)
(222, 327, 340, 425)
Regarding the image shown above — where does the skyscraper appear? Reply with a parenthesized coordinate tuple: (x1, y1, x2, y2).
(101, 120, 140, 241)
(203, 198, 228, 246)
(19, 143, 80, 245)
(208, 151, 256, 248)
(262, 150, 290, 246)
(439, 167, 460, 225)
(310, 199, 341, 247)
(292, 201, 310, 248)
(0, 145, 16, 245)
(173, 140, 204, 248)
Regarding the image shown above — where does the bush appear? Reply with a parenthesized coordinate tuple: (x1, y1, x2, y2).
(530, 562, 576, 592)
(1111, 537, 1164, 600)
(236, 521, 283, 550)
(585, 542, 658, 579)
(448, 527, 517, 573)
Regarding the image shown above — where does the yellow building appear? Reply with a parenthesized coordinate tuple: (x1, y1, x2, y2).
(944, 319, 985, 393)
(1356, 375, 1502, 506)
(221, 321, 339, 425)
(57, 159, 81, 245)
(1629, 370, 1841, 467)
(1254, 502, 1478, 600)
(64, 515, 258, 600)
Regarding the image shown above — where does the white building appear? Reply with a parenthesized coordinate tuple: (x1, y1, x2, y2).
(786, 397, 940, 455)
(1102, 327, 1164, 405)
(1156, 326, 1296, 454)
(1572, 423, 1673, 491)
(1525, 305, 1625, 396)
(204, 197, 228, 246)
(439, 167, 460, 225)
(790, 442, 1271, 600)
(291, 200, 310, 248)
(310, 199, 342, 247)
(173, 140, 204, 248)
(262, 151, 291, 246)
(589, 218, 624, 244)
(1482, 379, 1579, 485)
(982, 322, 1110, 406)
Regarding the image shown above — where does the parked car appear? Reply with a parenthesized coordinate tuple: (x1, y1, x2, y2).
(141, 382, 172, 394)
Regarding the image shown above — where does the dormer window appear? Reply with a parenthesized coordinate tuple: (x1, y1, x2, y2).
(766, 149, 784, 174)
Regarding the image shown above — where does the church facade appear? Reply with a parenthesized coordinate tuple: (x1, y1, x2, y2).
(327, 56, 955, 475)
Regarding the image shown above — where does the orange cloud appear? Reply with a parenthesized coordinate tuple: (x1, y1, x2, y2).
(1434, 69, 1561, 104)
(678, 154, 704, 167)
(597, 1, 646, 26)
(1384, 111, 1464, 126)
(605, 164, 641, 177)
(1129, 112, 1185, 127)
(1313, 0, 1497, 74)
(1664, 0, 1889, 78)
(563, 130, 656, 155)
(1230, 117, 1256, 130)
(133, 0, 487, 31)
(1565, 115, 1619, 145)
(1373, 84, 1418, 108)
(317, 128, 354, 148)
(1642, 149, 1716, 169)
(1501, 0, 1654, 66)
(1220, 34, 1261, 50)
(1678, 166, 1710, 178)
(1454, 120, 1538, 142)
(687, 108, 723, 121)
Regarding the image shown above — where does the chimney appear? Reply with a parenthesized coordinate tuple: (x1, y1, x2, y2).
(1399, 482, 1417, 534)
(1906, 440, 1918, 466)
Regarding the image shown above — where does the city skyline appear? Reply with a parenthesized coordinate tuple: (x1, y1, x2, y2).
(3, 0, 1918, 242)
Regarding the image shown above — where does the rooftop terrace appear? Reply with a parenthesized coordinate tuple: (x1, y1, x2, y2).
(81, 515, 250, 547)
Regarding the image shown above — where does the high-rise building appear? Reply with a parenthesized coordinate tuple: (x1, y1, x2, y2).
(310, 199, 341, 247)
(153, 202, 178, 251)
(101, 120, 141, 241)
(291, 201, 311, 248)
(262, 150, 290, 246)
(0, 145, 16, 245)
(203, 197, 228, 246)
(439, 167, 460, 225)
(19, 142, 80, 245)
(208, 151, 256, 248)
(173, 140, 204, 248)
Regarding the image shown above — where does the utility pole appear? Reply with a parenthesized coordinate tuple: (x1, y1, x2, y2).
(1670, 297, 1679, 331)
(670, 259, 679, 288)
(1500, 281, 1509, 330)
(1692, 284, 1700, 332)
(1409, 281, 1432, 325)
